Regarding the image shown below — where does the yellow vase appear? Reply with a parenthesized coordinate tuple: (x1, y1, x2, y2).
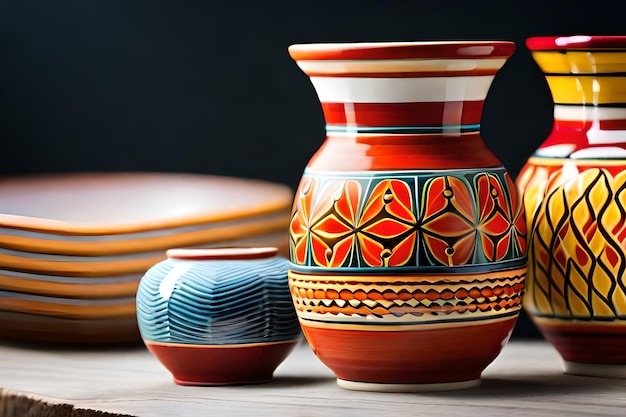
(518, 35, 626, 378)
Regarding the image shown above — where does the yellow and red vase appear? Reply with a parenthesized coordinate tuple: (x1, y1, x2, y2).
(288, 41, 527, 391)
(518, 35, 626, 378)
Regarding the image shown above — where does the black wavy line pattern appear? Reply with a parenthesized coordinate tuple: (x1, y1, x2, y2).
(528, 169, 626, 320)
(136, 258, 301, 344)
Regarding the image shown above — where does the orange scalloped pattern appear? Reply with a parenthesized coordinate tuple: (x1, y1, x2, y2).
(289, 269, 525, 321)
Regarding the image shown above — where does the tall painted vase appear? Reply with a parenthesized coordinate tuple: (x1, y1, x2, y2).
(518, 35, 626, 378)
(287, 41, 527, 391)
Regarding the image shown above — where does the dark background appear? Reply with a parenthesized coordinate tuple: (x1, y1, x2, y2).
(1, 0, 624, 338)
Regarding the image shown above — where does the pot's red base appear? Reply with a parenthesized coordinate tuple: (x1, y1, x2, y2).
(301, 317, 517, 385)
(144, 339, 299, 386)
(534, 317, 626, 366)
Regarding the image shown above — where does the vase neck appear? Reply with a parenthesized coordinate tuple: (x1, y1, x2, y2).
(290, 43, 512, 136)
(309, 75, 494, 136)
(303, 69, 505, 170)
(530, 47, 626, 157)
(289, 41, 514, 170)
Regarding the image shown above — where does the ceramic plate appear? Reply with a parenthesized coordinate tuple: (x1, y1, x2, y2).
(0, 172, 293, 235)
(0, 209, 290, 256)
(0, 310, 139, 344)
(0, 290, 136, 319)
(0, 230, 289, 277)
(0, 269, 142, 298)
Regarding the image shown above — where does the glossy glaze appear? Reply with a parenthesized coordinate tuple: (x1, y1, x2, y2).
(0, 173, 293, 344)
(301, 317, 518, 384)
(136, 247, 301, 385)
(518, 35, 626, 376)
(291, 42, 512, 173)
(0, 173, 292, 262)
(288, 41, 516, 61)
(290, 168, 525, 271)
(144, 340, 298, 386)
(288, 41, 527, 391)
(0, 173, 293, 235)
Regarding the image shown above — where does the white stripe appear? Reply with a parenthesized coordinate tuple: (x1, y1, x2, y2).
(158, 263, 192, 300)
(296, 58, 506, 74)
(554, 104, 626, 121)
(554, 105, 626, 146)
(310, 76, 494, 103)
(534, 144, 577, 158)
(587, 127, 626, 145)
(570, 146, 626, 158)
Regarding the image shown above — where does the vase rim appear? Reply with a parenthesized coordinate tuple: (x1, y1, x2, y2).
(526, 35, 626, 51)
(166, 247, 278, 261)
(288, 40, 515, 61)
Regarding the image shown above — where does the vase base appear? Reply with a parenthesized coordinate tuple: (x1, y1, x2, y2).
(173, 376, 272, 386)
(563, 361, 626, 379)
(336, 378, 481, 392)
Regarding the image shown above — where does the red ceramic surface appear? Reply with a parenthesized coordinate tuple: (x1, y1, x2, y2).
(526, 35, 626, 50)
(144, 340, 298, 386)
(288, 41, 515, 61)
(302, 318, 517, 384)
(534, 318, 626, 365)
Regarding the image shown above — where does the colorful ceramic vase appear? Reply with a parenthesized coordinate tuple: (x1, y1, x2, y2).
(288, 41, 527, 391)
(136, 247, 301, 385)
(518, 35, 626, 378)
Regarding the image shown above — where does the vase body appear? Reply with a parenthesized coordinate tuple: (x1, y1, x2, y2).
(288, 41, 527, 391)
(518, 36, 626, 378)
(136, 247, 301, 385)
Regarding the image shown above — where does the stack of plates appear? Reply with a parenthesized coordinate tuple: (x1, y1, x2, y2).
(0, 172, 293, 344)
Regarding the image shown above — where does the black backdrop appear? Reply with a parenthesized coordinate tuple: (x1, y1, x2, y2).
(1, 0, 625, 338)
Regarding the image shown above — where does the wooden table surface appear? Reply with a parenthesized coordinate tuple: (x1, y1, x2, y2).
(0, 339, 625, 417)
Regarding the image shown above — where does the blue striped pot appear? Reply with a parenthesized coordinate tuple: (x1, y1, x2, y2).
(136, 247, 301, 385)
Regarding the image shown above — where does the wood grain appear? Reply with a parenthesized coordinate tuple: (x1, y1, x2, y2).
(0, 340, 624, 416)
